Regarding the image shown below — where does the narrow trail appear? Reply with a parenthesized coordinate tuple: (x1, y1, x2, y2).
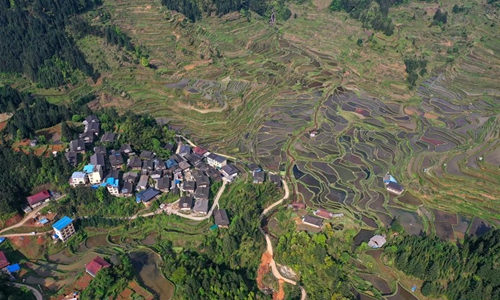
(0, 194, 66, 235)
(259, 180, 307, 299)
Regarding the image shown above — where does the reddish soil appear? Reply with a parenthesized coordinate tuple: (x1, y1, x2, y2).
(117, 287, 134, 300)
(2, 214, 23, 228)
(9, 236, 32, 248)
(74, 273, 92, 290)
(257, 251, 272, 289)
(273, 280, 285, 300)
(0, 121, 7, 131)
(129, 280, 154, 300)
(37, 236, 45, 245)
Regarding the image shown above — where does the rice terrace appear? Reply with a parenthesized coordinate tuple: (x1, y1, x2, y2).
(1, 0, 500, 299)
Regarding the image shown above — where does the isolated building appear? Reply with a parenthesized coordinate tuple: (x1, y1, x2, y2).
(26, 190, 51, 209)
(85, 256, 111, 277)
(368, 235, 387, 249)
(302, 215, 324, 228)
(314, 209, 334, 219)
(52, 216, 76, 242)
(214, 209, 230, 228)
(269, 174, 282, 187)
(386, 181, 405, 196)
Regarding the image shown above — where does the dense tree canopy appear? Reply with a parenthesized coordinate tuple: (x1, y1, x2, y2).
(0, 0, 100, 87)
(385, 230, 500, 300)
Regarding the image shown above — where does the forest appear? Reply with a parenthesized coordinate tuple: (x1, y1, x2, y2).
(385, 230, 500, 300)
(0, 0, 100, 87)
(0, 146, 73, 216)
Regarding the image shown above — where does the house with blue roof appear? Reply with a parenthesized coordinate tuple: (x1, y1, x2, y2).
(84, 164, 103, 184)
(136, 188, 160, 207)
(52, 216, 76, 242)
(102, 170, 120, 196)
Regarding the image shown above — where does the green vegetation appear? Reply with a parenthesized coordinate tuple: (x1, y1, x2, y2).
(153, 181, 279, 299)
(276, 230, 351, 299)
(385, 230, 500, 299)
(0, 147, 73, 215)
(0, 0, 99, 87)
(81, 254, 134, 299)
(0, 274, 35, 300)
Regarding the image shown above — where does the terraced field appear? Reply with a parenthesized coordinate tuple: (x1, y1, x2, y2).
(78, 0, 500, 236)
(3, 0, 499, 237)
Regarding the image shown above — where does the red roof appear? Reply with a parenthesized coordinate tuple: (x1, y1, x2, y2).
(0, 251, 9, 269)
(27, 190, 50, 206)
(314, 209, 333, 219)
(193, 146, 208, 156)
(85, 256, 111, 276)
(291, 202, 306, 209)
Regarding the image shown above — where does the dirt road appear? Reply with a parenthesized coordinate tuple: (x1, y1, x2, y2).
(12, 283, 44, 300)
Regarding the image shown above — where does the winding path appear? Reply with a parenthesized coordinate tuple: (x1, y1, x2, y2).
(260, 180, 308, 299)
(173, 180, 227, 220)
(12, 283, 44, 300)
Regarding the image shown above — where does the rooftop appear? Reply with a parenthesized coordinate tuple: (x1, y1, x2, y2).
(86, 256, 111, 276)
(193, 199, 209, 213)
(136, 188, 160, 202)
(90, 153, 105, 166)
(207, 153, 226, 163)
(71, 172, 87, 179)
(27, 190, 51, 206)
(303, 215, 323, 227)
(179, 195, 194, 209)
(214, 209, 230, 226)
(386, 181, 404, 192)
(53, 216, 73, 231)
(0, 251, 9, 269)
(194, 185, 209, 200)
(100, 132, 116, 143)
(221, 164, 238, 175)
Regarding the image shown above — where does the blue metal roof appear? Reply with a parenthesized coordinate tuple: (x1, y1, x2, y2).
(0, 237, 5, 244)
(53, 216, 73, 231)
(7, 264, 20, 273)
(83, 164, 95, 173)
(39, 218, 49, 225)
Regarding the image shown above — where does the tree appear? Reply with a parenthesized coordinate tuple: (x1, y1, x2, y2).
(140, 57, 149, 67)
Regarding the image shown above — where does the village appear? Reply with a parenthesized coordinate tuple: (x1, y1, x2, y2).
(0, 114, 407, 299)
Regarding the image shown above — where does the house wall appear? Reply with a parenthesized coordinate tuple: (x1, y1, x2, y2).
(54, 222, 76, 242)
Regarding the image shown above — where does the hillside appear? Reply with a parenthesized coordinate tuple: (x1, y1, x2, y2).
(1, 0, 500, 299)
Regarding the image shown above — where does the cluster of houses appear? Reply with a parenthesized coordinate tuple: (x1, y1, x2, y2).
(65, 114, 241, 207)
(298, 207, 344, 229)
